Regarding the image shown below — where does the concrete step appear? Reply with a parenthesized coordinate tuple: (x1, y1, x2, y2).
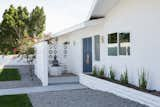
(0, 84, 87, 96)
(48, 76, 79, 85)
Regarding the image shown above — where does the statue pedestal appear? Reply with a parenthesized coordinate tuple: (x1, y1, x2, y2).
(49, 66, 62, 76)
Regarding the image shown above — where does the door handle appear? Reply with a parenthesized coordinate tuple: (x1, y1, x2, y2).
(86, 53, 90, 64)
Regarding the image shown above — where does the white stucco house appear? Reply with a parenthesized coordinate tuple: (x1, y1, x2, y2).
(35, 0, 160, 93)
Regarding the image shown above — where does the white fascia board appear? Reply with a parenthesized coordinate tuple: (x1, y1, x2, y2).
(91, 0, 120, 18)
(85, 0, 99, 20)
(53, 0, 99, 37)
(54, 22, 86, 37)
(54, 18, 104, 37)
(84, 18, 105, 27)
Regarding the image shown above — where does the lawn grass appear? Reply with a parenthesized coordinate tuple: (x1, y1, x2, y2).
(0, 69, 21, 81)
(0, 94, 33, 107)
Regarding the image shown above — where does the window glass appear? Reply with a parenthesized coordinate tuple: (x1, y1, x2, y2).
(119, 47, 126, 55)
(108, 47, 117, 56)
(108, 33, 118, 56)
(127, 47, 130, 55)
(108, 33, 117, 43)
(94, 35, 100, 61)
(119, 33, 130, 43)
(119, 33, 130, 55)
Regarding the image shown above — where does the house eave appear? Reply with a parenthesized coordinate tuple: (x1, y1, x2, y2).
(53, 18, 105, 37)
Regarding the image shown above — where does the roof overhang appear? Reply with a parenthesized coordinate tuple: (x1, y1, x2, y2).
(50, 0, 119, 38)
(89, 0, 119, 20)
(54, 18, 105, 37)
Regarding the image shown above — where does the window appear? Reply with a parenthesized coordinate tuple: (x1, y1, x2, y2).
(108, 32, 130, 56)
(119, 33, 130, 55)
(94, 35, 100, 61)
(108, 33, 117, 43)
(108, 33, 118, 56)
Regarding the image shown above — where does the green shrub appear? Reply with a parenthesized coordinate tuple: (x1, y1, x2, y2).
(120, 69, 128, 84)
(138, 69, 148, 90)
(92, 66, 97, 76)
(109, 66, 115, 80)
(98, 68, 104, 78)
(7, 51, 13, 55)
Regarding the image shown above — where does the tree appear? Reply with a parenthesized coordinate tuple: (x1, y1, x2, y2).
(0, 5, 29, 54)
(17, 35, 39, 80)
(0, 5, 46, 54)
(28, 6, 46, 37)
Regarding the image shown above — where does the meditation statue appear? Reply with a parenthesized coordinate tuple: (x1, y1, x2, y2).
(52, 55, 59, 66)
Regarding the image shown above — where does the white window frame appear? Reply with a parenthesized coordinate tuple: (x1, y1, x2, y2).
(108, 33, 130, 56)
(108, 33, 118, 56)
(118, 32, 130, 56)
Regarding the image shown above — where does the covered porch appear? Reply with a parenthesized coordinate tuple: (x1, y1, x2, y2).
(34, 37, 79, 86)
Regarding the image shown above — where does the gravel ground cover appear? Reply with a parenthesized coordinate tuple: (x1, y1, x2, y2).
(29, 89, 148, 107)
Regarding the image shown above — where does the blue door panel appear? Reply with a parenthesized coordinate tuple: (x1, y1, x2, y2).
(83, 37, 92, 73)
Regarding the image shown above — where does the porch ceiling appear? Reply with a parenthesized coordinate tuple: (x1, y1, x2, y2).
(90, 0, 120, 20)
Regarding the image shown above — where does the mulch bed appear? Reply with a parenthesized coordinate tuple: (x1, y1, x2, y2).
(89, 74, 160, 97)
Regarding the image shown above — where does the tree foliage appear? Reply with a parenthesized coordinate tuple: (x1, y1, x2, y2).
(28, 6, 46, 37)
(0, 5, 29, 54)
(0, 5, 46, 54)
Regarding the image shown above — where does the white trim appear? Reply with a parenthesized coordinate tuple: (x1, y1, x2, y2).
(54, 22, 86, 37)
(52, 0, 120, 38)
(85, 0, 98, 20)
(53, 0, 99, 38)
(34, 41, 48, 86)
(54, 18, 104, 37)
(79, 74, 160, 107)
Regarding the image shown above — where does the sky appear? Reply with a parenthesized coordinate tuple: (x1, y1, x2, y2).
(0, 0, 94, 34)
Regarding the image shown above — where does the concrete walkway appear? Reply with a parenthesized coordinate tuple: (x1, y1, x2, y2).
(0, 84, 86, 96)
(0, 65, 148, 107)
(29, 89, 148, 107)
(0, 65, 41, 89)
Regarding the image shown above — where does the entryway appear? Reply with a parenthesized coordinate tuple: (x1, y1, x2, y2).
(48, 73, 79, 85)
(83, 37, 92, 73)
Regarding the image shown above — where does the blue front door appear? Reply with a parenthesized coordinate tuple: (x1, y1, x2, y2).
(83, 37, 92, 73)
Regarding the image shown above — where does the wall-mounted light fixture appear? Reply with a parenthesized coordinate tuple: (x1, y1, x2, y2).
(101, 35, 105, 44)
(55, 37, 58, 42)
(63, 41, 70, 45)
(73, 41, 76, 46)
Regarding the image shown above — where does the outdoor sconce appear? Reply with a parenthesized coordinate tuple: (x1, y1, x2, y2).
(55, 37, 58, 42)
(47, 38, 56, 44)
(63, 41, 70, 45)
(73, 41, 76, 46)
(101, 35, 105, 44)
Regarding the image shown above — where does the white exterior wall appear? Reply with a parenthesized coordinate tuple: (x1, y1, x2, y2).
(58, 0, 160, 90)
(101, 0, 160, 90)
(59, 24, 103, 75)
(0, 55, 28, 67)
(34, 42, 48, 86)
